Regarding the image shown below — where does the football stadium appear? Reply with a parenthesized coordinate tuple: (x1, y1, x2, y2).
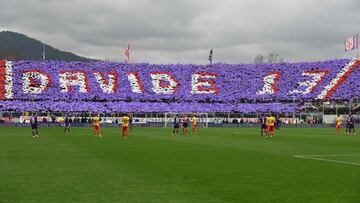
(1, 1, 360, 203)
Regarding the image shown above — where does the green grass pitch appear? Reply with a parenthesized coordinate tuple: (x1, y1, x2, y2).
(1, 127, 360, 202)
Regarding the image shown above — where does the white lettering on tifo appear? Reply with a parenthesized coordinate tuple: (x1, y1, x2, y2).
(150, 72, 179, 94)
(128, 72, 144, 94)
(22, 71, 51, 94)
(289, 70, 328, 95)
(93, 72, 118, 93)
(257, 72, 281, 95)
(191, 73, 219, 94)
(59, 71, 89, 93)
(5, 61, 13, 99)
(317, 59, 360, 100)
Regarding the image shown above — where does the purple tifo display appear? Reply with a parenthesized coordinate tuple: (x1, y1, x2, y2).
(0, 101, 297, 113)
(0, 58, 359, 112)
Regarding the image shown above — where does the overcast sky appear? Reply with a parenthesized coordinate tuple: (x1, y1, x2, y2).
(0, 0, 359, 64)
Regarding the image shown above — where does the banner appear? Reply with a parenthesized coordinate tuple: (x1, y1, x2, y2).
(1, 59, 359, 101)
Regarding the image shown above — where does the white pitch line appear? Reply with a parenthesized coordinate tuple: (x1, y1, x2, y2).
(296, 154, 360, 157)
(293, 155, 360, 166)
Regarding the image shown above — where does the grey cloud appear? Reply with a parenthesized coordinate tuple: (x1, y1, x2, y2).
(0, 0, 359, 64)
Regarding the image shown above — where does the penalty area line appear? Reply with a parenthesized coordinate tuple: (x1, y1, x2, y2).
(293, 155, 360, 166)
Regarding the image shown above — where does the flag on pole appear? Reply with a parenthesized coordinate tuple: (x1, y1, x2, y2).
(345, 34, 358, 51)
(208, 49, 213, 64)
(41, 43, 46, 62)
(124, 43, 130, 63)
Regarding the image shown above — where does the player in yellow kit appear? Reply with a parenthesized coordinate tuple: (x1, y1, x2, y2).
(266, 113, 276, 138)
(191, 115, 197, 134)
(122, 114, 130, 139)
(93, 115, 102, 137)
(265, 114, 270, 136)
(336, 115, 341, 135)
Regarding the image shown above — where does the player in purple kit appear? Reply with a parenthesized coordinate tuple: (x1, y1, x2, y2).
(343, 112, 349, 135)
(348, 114, 355, 135)
(30, 113, 39, 138)
(63, 114, 71, 134)
(275, 114, 281, 131)
(171, 114, 180, 136)
(258, 114, 266, 136)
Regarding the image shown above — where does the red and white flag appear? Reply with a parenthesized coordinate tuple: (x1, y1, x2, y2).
(345, 34, 358, 51)
(124, 43, 130, 62)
